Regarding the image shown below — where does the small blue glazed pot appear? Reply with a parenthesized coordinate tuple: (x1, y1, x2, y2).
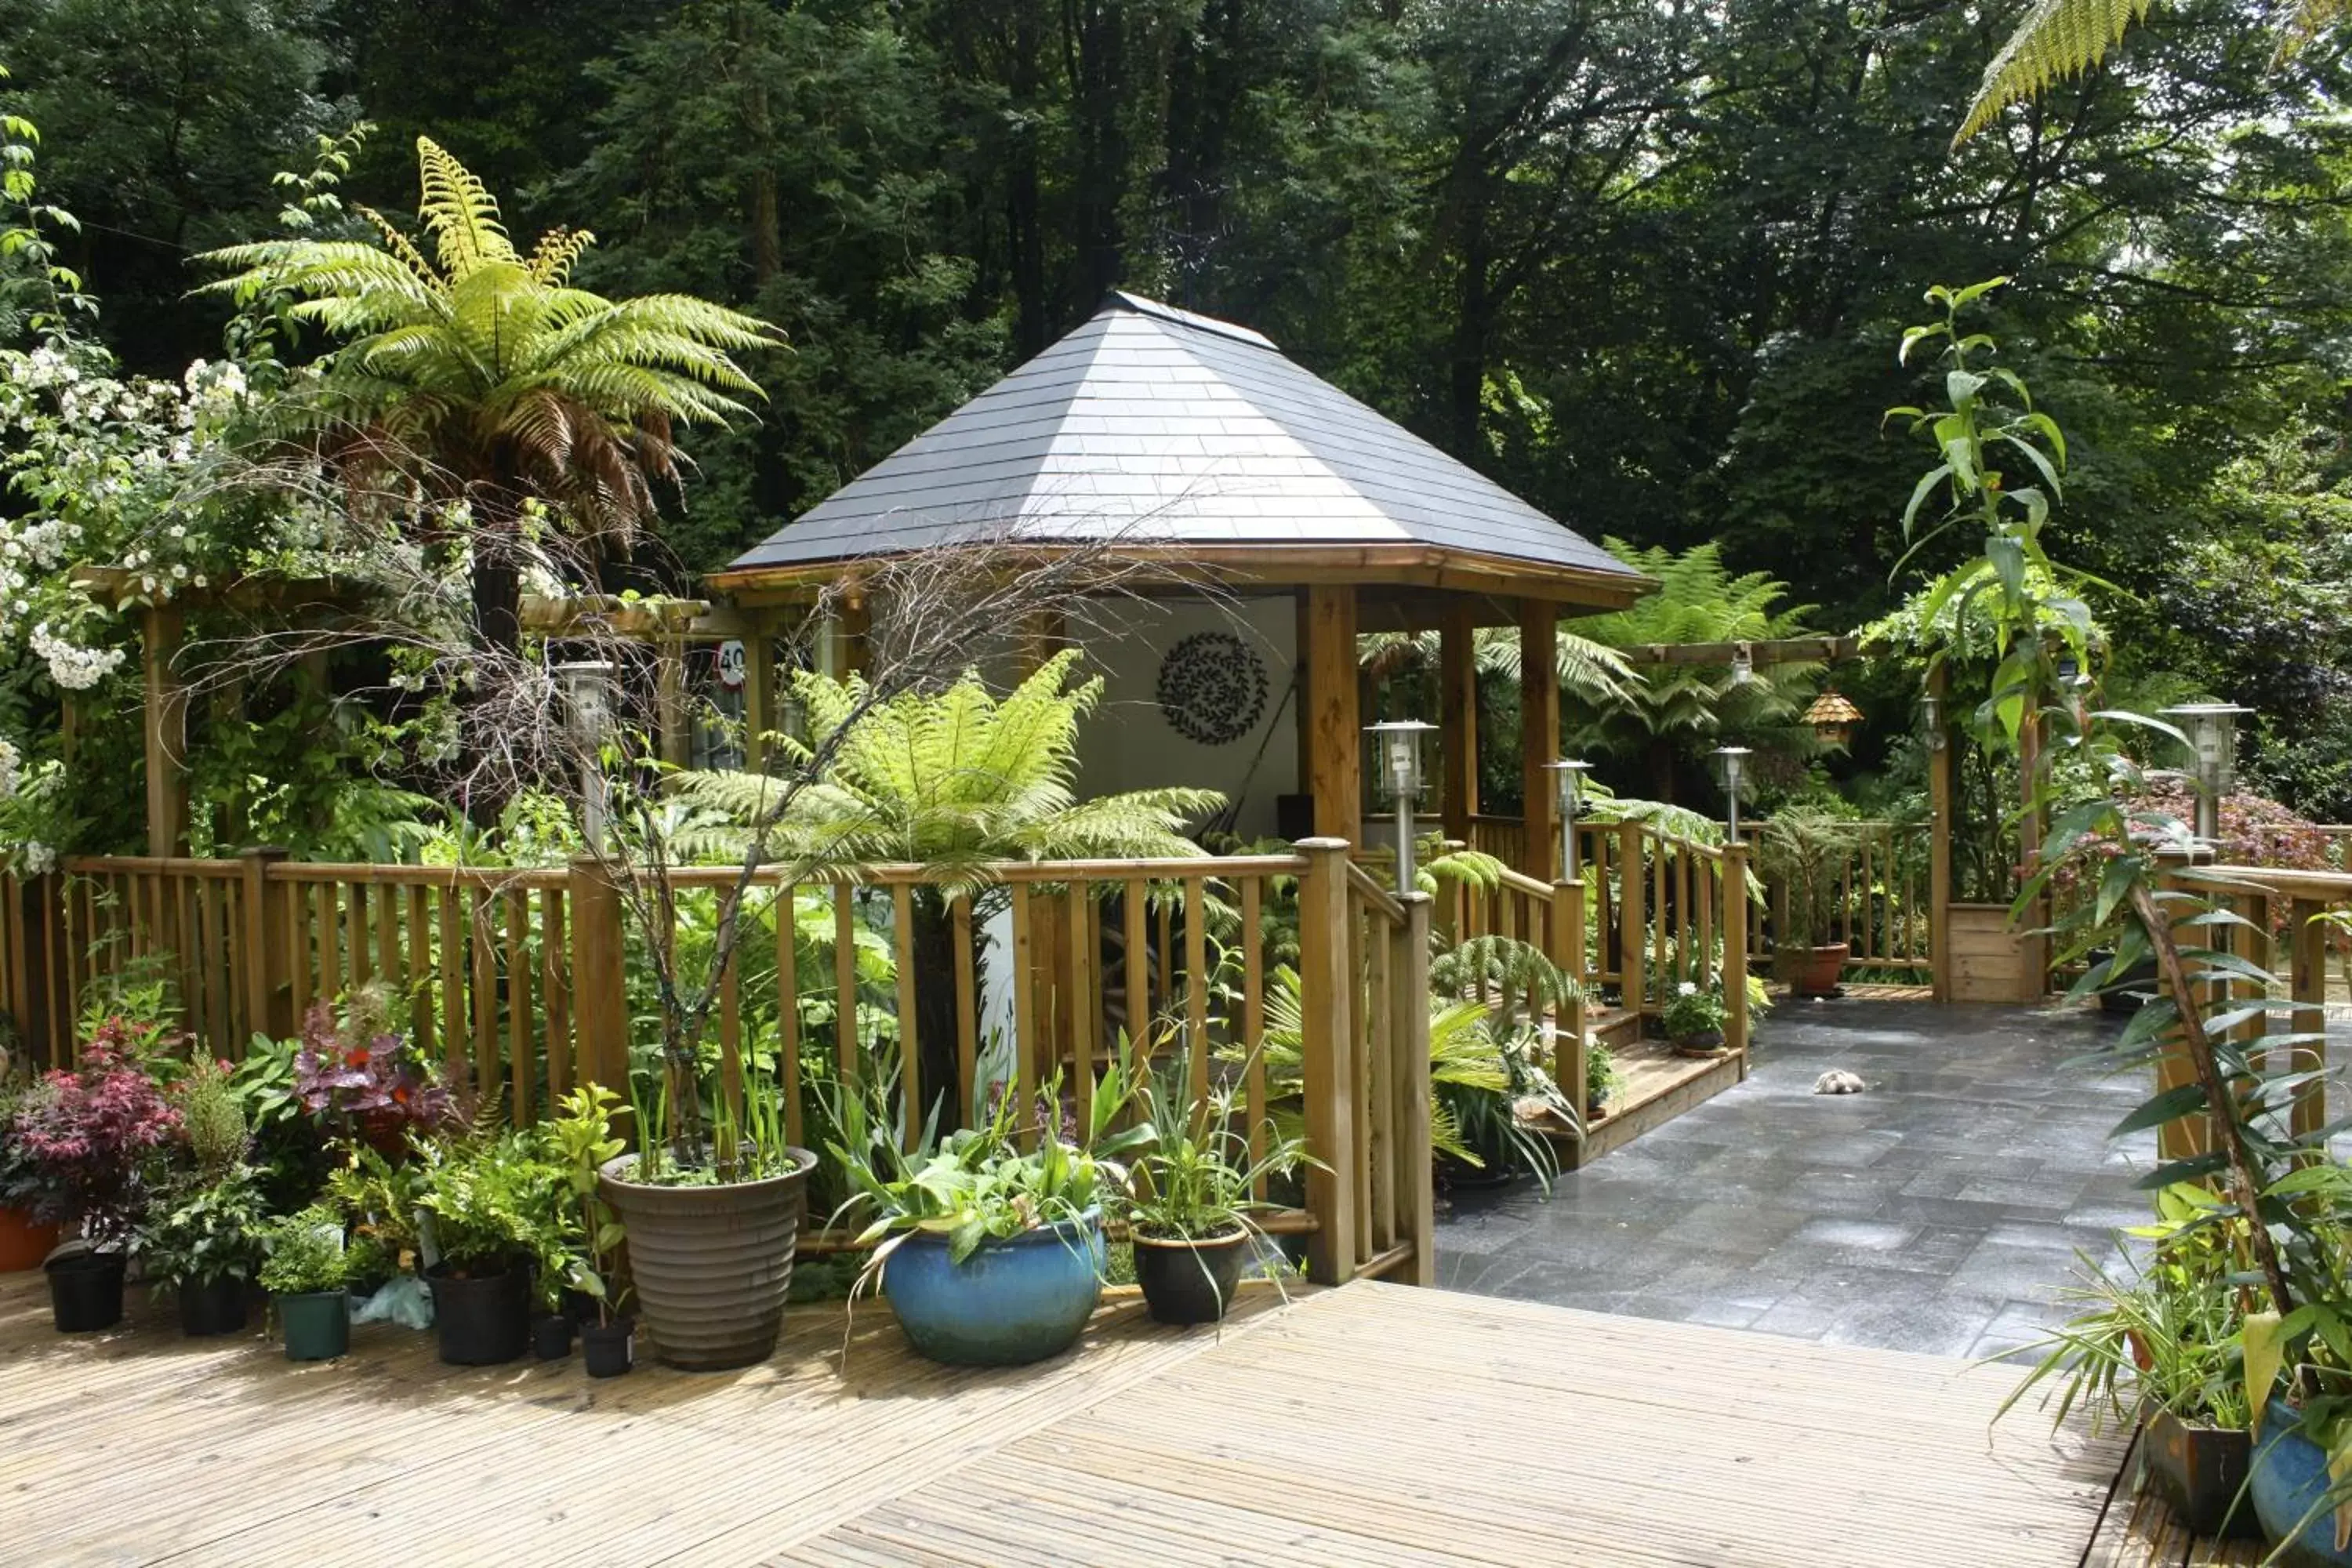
(2252, 1396, 2352, 1566)
(881, 1209, 1105, 1367)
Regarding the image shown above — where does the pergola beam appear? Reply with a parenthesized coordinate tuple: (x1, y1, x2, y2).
(1624, 635, 1859, 667)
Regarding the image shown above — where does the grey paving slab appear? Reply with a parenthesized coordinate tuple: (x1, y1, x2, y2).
(1434, 999, 2156, 1357)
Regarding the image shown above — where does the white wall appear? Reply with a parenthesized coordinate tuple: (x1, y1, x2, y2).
(1072, 593, 1299, 843)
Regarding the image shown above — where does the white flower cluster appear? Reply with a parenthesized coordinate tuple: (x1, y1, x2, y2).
(29, 623, 125, 690)
(8, 344, 79, 390)
(0, 737, 19, 800)
(20, 843, 55, 876)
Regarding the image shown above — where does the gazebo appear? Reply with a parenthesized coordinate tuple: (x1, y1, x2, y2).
(710, 292, 1651, 880)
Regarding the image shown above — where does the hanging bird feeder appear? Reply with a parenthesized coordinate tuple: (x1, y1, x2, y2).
(1804, 688, 1864, 746)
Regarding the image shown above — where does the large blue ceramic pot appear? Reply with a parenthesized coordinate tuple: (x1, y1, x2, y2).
(881, 1209, 1104, 1367)
(2253, 1396, 2352, 1566)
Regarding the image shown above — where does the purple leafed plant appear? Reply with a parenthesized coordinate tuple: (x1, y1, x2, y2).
(11, 1019, 182, 1241)
(292, 1001, 452, 1150)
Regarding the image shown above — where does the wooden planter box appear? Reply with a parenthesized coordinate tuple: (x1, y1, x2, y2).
(1946, 903, 2038, 1003)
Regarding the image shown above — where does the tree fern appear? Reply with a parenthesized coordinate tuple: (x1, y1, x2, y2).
(677, 649, 1222, 891)
(199, 136, 779, 656)
(1957, 0, 2347, 144)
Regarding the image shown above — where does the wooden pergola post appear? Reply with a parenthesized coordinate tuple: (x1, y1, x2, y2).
(142, 604, 187, 856)
(1305, 585, 1360, 844)
(1928, 664, 1955, 1003)
(2017, 708, 2049, 1002)
(1439, 599, 1478, 845)
(1519, 600, 1559, 882)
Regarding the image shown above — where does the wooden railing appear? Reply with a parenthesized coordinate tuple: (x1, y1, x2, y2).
(1732, 819, 1933, 976)
(2162, 862, 2347, 1161)
(1465, 813, 1526, 869)
(1, 841, 1431, 1287)
(1446, 818, 1751, 1060)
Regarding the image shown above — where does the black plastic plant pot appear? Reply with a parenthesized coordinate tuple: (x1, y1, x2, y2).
(177, 1274, 251, 1338)
(532, 1312, 574, 1361)
(426, 1263, 530, 1367)
(45, 1250, 125, 1334)
(1133, 1229, 1250, 1326)
(582, 1317, 635, 1378)
(278, 1289, 350, 1361)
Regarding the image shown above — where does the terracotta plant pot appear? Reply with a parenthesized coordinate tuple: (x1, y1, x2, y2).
(598, 1149, 817, 1372)
(1133, 1227, 1250, 1326)
(1778, 942, 1849, 998)
(0, 1206, 59, 1272)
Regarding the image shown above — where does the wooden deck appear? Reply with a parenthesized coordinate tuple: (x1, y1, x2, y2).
(1, 1270, 2132, 1566)
(2078, 1428, 2267, 1567)
(1571, 1034, 1745, 1167)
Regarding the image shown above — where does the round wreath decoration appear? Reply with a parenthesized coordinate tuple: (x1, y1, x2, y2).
(1155, 630, 1268, 746)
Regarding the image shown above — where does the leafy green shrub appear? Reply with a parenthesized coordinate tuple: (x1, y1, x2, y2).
(257, 1207, 351, 1297)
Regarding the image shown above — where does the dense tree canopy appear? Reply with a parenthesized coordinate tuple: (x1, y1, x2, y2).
(5, 0, 2352, 811)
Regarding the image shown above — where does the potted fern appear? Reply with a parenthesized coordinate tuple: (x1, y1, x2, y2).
(1756, 810, 1857, 997)
(1120, 1070, 1311, 1326)
(415, 1127, 568, 1367)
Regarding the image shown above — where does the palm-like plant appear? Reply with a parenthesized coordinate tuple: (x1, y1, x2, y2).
(201, 136, 778, 650)
(679, 649, 1223, 1120)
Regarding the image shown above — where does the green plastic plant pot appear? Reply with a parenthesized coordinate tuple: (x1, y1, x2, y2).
(277, 1289, 349, 1362)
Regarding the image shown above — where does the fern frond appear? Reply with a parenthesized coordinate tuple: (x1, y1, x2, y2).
(1957, 0, 2151, 143)
(526, 225, 597, 285)
(414, 136, 517, 273)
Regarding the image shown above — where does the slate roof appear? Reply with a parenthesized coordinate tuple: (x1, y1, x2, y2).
(724, 293, 1638, 586)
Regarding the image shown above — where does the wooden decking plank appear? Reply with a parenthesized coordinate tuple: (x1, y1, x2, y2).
(0, 1268, 2156, 1568)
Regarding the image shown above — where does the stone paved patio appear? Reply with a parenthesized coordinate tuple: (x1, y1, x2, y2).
(1436, 998, 2158, 1360)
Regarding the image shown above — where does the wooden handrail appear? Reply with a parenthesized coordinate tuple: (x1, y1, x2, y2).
(2181, 864, 2352, 901)
(1494, 866, 1553, 900)
(64, 851, 1312, 891)
(1345, 862, 1408, 925)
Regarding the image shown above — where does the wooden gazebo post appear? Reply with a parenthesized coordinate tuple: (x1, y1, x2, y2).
(1519, 600, 1559, 883)
(1439, 599, 1478, 847)
(1305, 585, 1361, 844)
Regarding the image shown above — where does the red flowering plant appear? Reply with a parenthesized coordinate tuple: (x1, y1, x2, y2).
(10, 1018, 184, 1243)
(291, 989, 452, 1155)
(2048, 776, 2330, 935)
